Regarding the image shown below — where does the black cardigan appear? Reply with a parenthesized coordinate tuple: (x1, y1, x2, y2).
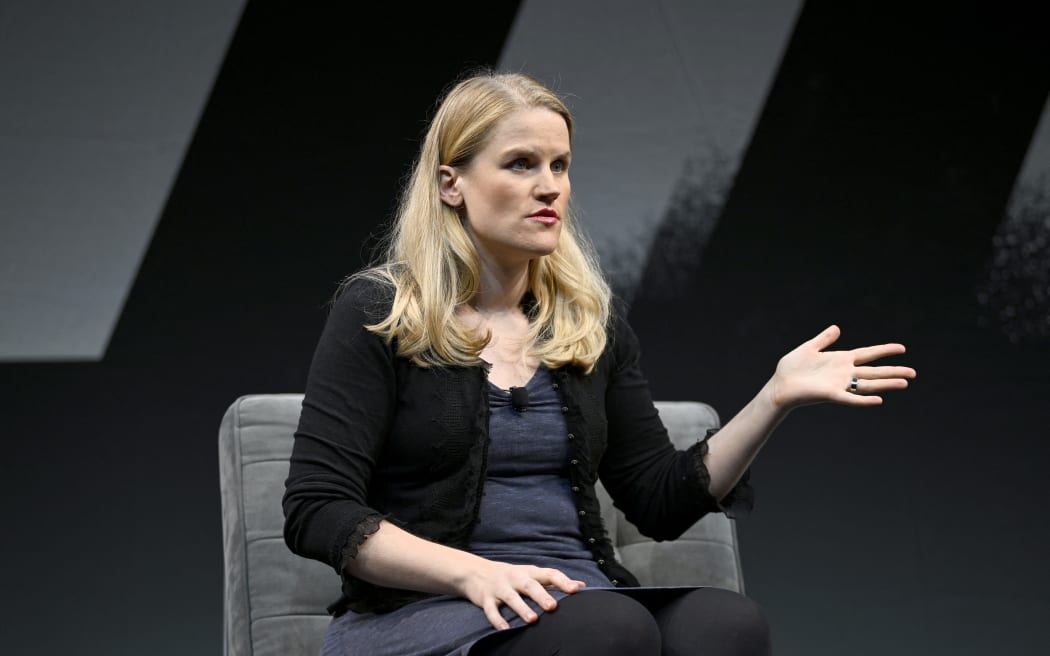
(282, 276, 752, 616)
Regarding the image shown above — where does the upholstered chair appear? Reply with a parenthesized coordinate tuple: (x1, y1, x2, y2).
(218, 394, 744, 656)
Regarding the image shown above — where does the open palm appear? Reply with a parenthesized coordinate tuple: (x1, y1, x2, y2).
(771, 325, 916, 409)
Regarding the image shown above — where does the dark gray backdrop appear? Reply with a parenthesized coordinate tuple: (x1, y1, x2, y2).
(2, 1, 1048, 654)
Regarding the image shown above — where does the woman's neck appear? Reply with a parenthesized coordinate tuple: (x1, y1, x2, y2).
(469, 260, 530, 315)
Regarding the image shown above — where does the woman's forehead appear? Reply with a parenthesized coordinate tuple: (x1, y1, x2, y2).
(486, 108, 571, 149)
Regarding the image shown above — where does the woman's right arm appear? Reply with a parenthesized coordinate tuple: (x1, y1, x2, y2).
(283, 279, 582, 629)
(282, 278, 398, 569)
(352, 519, 584, 630)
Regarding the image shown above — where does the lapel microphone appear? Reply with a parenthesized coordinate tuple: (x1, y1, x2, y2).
(509, 386, 529, 413)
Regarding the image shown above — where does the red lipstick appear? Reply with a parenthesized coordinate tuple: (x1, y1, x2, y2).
(529, 208, 560, 225)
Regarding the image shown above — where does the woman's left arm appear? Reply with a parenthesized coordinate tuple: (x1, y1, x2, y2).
(704, 324, 917, 498)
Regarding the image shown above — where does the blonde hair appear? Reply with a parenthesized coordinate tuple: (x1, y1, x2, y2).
(347, 69, 611, 373)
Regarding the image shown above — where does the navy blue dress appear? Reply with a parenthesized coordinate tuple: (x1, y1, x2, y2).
(320, 367, 684, 656)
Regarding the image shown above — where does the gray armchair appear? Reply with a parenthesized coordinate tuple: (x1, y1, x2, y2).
(219, 394, 744, 656)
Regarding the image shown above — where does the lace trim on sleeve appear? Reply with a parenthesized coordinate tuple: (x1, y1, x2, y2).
(690, 428, 755, 519)
(337, 513, 384, 570)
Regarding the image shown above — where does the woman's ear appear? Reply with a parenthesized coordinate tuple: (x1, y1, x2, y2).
(438, 165, 463, 208)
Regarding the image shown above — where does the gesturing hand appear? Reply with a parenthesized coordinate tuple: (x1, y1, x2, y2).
(460, 561, 586, 630)
(770, 324, 916, 410)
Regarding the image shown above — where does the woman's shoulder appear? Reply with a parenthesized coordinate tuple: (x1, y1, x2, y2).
(606, 294, 637, 340)
(330, 268, 397, 322)
(603, 294, 643, 365)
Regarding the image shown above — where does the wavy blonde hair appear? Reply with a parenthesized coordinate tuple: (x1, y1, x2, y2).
(347, 69, 611, 373)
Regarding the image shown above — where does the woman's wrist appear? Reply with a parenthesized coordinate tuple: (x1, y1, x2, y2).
(448, 552, 492, 597)
(760, 375, 796, 418)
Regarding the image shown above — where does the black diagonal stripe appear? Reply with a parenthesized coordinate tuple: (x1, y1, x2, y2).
(630, 0, 1050, 408)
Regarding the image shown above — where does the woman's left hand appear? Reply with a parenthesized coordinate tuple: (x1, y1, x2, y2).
(770, 324, 917, 410)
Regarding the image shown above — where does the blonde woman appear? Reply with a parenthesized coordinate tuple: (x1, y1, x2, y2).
(283, 68, 915, 656)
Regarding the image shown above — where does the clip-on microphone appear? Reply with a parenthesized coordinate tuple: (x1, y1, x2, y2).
(510, 386, 529, 413)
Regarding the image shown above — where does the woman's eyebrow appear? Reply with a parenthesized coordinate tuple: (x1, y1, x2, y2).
(500, 146, 572, 160)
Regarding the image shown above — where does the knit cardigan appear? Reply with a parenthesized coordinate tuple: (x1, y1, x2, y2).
(282, 276, 752, 616)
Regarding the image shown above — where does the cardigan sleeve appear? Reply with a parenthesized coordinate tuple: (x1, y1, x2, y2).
(596, 302, 753, 541)
(282, 277, 397, 573)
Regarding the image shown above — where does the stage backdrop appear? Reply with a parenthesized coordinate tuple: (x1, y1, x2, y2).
(2, 1, 1048, 654)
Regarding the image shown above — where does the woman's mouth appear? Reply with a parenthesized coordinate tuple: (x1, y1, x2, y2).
(529, 209, 560, 225)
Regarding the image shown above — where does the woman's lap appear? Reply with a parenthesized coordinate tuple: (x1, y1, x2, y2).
(322, 586, 770, 656)
(470, 586, 771, 656)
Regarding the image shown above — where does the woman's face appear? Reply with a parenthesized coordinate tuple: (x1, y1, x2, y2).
(440, 107, 571, 271)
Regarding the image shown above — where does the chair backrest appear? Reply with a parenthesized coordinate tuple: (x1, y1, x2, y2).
(219, 394, 744, 656)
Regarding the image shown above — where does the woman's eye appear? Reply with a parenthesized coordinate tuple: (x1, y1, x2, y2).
(510, 158, 529, 170)
(551, 160, 567, 173)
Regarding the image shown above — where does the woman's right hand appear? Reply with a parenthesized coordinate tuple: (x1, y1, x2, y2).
(345, 520, 586, 630)
(458, 561, 586, 630)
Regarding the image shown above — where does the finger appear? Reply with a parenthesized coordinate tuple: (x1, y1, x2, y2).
(499, 591, 539, 625)
(851, 343, 906, 365)
(808, 324, 841, 351)
(851, 378, 910, 394)
(520, 578, 558, 612)
(836, 390, 884, 406)
(853, 366, 917, 380)
(482, 600, 511, 631)
(540, 569, 585, 595)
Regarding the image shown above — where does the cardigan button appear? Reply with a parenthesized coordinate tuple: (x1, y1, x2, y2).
(588, 538, 596, 544)
(567, 433, 575, 440)
(578, 510, 587, 516)
(570, 459, 579, 465)
(571, 486, 580, 493)
(611, 579, 619, 586)
(561, 406, 569, 413)
(552, 382, 559, 389)
(598, 559, 605, 566)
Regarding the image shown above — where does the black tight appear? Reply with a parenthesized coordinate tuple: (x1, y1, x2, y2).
(469, 587, 771, 656)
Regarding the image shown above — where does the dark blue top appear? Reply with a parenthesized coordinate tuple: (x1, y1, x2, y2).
(320, 367, 611, 656)
(469, 366, 607, 582)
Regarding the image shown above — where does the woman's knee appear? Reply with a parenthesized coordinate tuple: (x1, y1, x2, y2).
(474, 590, 661, 655)
(657, 587, 771, 656)
(552, 591, 662, 653)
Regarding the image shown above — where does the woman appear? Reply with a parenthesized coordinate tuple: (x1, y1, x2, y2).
(282, 68, 916, 655)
